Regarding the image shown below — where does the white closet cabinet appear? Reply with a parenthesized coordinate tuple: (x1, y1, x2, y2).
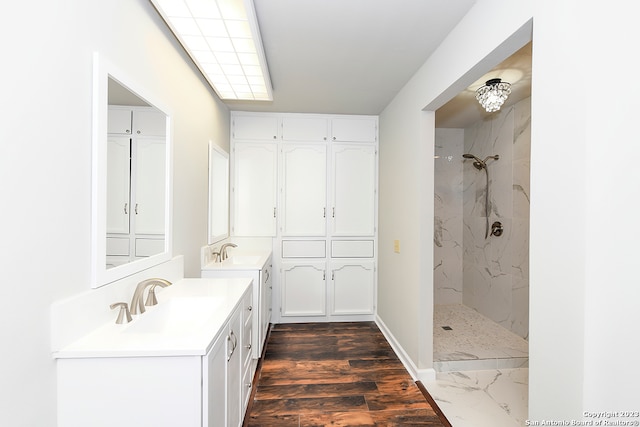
(330, 144, 377, 236)
(232, 142, 278, 236)
(231, 112, 378, 323)
(280, 143, 327, 236)
(330, 260, 375, 315)
(281, 261, 326, 317)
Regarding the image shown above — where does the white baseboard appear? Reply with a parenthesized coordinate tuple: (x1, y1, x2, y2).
(375, 315, 436, 383)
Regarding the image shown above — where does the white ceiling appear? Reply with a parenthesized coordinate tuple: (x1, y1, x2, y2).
(223, 0, 477, 115)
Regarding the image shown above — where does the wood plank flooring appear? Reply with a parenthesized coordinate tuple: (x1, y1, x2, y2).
(244, 322, 447, 426)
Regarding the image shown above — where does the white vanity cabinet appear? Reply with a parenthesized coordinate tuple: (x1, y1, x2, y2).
(204, 290, 253, 427)
(201, 252, 272, 360)
(56, 279, 253, 427)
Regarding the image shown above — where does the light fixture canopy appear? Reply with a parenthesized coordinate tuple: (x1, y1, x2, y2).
(150, 0, 272, 101)
(475, 78, 511, 112)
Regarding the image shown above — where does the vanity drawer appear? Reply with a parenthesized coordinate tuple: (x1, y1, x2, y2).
(282, 240, 326, 258)
(331, 240, 374, 258)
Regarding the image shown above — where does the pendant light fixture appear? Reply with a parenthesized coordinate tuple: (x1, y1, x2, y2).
(475, 78, 511, 112)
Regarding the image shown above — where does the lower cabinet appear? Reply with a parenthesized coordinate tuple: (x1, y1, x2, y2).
(57, 285, 253, 427)
(330, 260, 375, 315)
(201, 254, 272, 361)
(204, 289, 252, 427)
(281, 260, 327, 317)
(280, 259, 375, 318)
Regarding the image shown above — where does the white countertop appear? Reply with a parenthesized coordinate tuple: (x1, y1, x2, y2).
(53, 277, 252, 359)
(201, 250, 271, 271)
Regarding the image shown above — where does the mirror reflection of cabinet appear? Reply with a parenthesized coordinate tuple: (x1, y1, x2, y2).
(106, 106, 166, 268)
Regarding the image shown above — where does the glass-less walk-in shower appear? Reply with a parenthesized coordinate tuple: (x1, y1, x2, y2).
(433, 96, 531, 371)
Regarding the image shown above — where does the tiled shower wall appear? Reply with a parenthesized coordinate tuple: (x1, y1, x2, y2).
(434, 97, 530, 339)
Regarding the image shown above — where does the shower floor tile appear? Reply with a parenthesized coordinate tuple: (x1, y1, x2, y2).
(434, 304, 528, 371)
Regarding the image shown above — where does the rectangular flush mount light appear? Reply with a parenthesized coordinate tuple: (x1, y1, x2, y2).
(150, 0, 273, 101)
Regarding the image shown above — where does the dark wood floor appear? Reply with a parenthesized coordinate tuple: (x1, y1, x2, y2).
(244, 322, 447, 426)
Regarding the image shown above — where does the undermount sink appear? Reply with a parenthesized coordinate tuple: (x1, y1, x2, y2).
(124, 297, 222, 335)
(224, 255, 261, 265)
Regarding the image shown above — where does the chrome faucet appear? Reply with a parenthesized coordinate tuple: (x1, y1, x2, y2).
(220, 243, 237, 261)
(130, 278, 172, 315)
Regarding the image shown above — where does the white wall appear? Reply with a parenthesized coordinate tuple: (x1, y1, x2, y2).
(0, 1, 229, 424)
(380, 0, 640, 421)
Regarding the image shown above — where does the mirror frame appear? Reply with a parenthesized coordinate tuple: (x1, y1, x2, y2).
(207, 142, 230, 245)
(91, 52, 173, 288)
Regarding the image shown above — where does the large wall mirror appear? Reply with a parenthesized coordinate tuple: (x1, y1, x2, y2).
(208, 142, 229, 245)
(91, 53, 173, 288)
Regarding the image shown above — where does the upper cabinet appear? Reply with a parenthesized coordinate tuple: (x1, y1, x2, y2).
(280, 143, 327, 236)
(330, 117, 377, 142)
(330, 144, 377, 236)
(281, 116, 329, 142)
(231, 141, 278, 236)
(232, 114, 279, 141)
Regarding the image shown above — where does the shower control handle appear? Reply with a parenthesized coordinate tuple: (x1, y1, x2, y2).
(491, 221, 504, 237)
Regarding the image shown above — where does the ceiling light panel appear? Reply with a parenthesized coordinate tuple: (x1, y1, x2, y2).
(150, 0, 273, 101)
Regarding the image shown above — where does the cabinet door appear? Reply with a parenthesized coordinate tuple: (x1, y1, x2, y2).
(281, 144, 326, 236)
(107, 107, 132, 134)
(134, 137, 166, 235)
(331, 117, 377, 142)
(232, 115, 279, 140)
(331, 144, 376, 236)
(259, 261, 272, 356)
(241, 292, 253, 412)
(133, 108, 166, 136)
(281, 261, 326, 316)
(203, 333, 226, 427)
(227, 306, 242, 427)
(282, 116, 329, 141)
(232, 142, 278, 236)
(331, 260, 375, 315)
(106, 136, 131, 234)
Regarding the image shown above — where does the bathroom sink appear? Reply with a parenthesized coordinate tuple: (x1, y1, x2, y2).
(124, 297, 222, 335)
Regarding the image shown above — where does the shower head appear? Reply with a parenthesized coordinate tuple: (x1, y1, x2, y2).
(463, 153, 499, 170)
(462, 153, 485, 170)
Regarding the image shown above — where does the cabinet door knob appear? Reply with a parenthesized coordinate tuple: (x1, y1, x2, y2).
(247, 305, 252, 311)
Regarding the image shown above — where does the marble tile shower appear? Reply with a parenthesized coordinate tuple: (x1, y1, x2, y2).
(434, 97, 531, 339)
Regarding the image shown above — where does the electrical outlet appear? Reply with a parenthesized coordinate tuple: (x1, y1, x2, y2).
(394, 240, 400, 253)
